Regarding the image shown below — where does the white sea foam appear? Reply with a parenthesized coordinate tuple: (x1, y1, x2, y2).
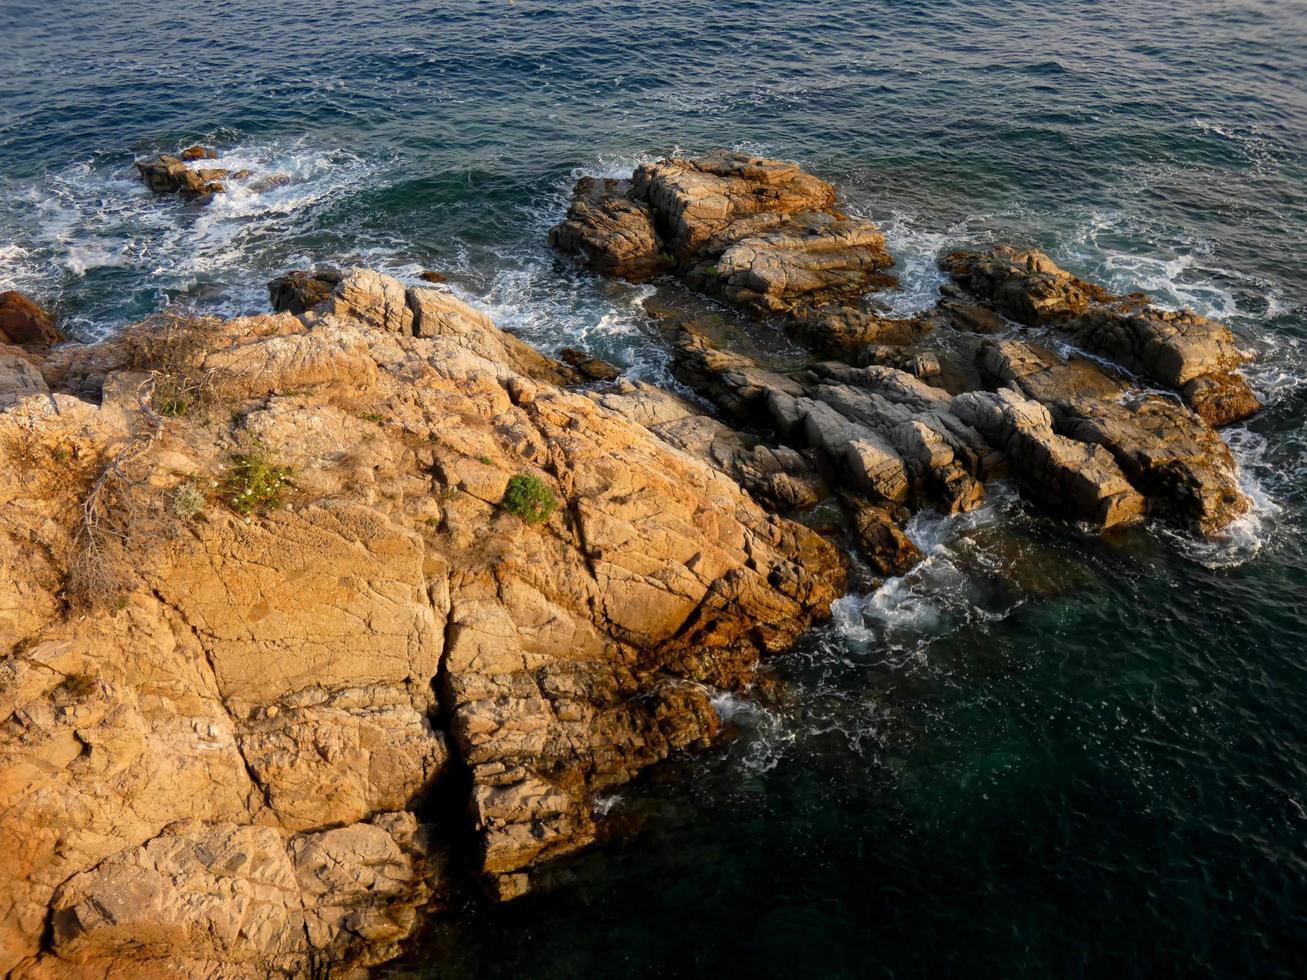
(0, 139, 384, 339)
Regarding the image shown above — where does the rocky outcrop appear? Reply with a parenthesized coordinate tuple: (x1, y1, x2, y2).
(945, 245, 1262, 425)
(547, 177, 665, 281)
(589, 378, 826, 511)
(553, 150, 894, 316)
(558, 155, 1259, 539)
(136, 157, 228, 198)
(0, 291, 61, 349)
(951, 388, 1145, 528)
(0, 268, 843, 976)
(1053, 396, 1247, 534)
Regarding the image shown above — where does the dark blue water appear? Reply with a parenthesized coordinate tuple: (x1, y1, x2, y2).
(3, 2, 1306, 976)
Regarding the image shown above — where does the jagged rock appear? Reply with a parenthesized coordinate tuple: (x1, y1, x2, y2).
(559, 347, 622, 382)
(548, 177, 666, 281)
(1180, 372, 1263, 427)
(271, 268, 578, 385)
(557, 150, 894, 317)
(268, 268, 341, 314)
(843, 497, 921, 577)
(630, 150, 838, 258)
(0, 269, 844, 975)
(179, 145, 218, 161)
(973, 338, 1248, 532)
(951, 388, 1145, 528)
(946, 245, 1261, 424)
(786, 305, 932, 359)
(807, 367, 991, 514)
(685, 211, 894, 314)
(671, 327, 806, 421)
(590, 378, 827, 511)
(135, 155, 229, 199)
(977, 338, 1125, 403)
(0, 349, 50, 409)
(944, 246, 1116, 324)
(1053, 396, 1248, 534)
(45, 817, 436, 975)
(0, 291, 62, 348)
(418, 270, 447, 283)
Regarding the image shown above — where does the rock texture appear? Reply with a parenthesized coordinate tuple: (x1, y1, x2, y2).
(553, 150, 894, 315)
(2, 150, 1270, 978)
(945, 245, 1262, 425)
(136, 152, 230, 200)
(0, 291, 61, 349)
(0, 268, 843, 977)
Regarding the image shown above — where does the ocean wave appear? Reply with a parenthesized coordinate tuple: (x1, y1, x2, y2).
(0, 138, 385, 339)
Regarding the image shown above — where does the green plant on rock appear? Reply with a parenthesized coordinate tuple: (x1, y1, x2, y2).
(220, 449, 293, 516)
(170, 480, 206, 520)
(501, 473, 558, 525)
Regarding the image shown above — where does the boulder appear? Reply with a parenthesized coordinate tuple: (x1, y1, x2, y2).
(549, 177, 665, 281)
(686, 211, 894, 314)
(0, 290, 61, 348)
(556, 150, 895, 317)
(843, 497, 922, 577)
(1053, 396, 1248, 534)
(135, 155, 229, 199)
(951, 388, 1145, 528)
(630, 149, 838, 258)
(559, 346, 622, 381)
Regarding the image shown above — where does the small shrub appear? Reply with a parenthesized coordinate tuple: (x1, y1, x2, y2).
(152, 373, 203, 417)
(501, 473, 557, 525)
(58, 671, 98, 699)
(220, 449, 293, 516)
(660, 250, 675, 266)
(477, 455, 493, 465)
(170, 480, 206, 520)
(706, 265, 719, 278)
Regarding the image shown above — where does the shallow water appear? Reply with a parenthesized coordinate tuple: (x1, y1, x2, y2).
(4, 1, 1307, 976)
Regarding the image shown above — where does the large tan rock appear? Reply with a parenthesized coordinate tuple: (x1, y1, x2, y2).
(951, 388, 1145, 529)
(1054, 396, 1248, 534)
(0, 291, 61, 349)
(945, 245, 1262, 424)
(631, 149, 838, 257)
(556, 150, 894, 317)
(1, 267, 844, 974)
(549, 177, 665, 281)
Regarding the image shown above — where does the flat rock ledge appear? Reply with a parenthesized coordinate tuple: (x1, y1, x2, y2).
(0, 269, 844, 977)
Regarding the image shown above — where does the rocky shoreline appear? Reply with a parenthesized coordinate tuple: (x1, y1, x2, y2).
(0, 151, 1261, 977)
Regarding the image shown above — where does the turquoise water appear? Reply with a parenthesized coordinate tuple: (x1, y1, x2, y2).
(3, 1, 1306, 975)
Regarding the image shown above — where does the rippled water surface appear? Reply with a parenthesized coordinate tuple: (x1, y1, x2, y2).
(4, 1, 1306, 976)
